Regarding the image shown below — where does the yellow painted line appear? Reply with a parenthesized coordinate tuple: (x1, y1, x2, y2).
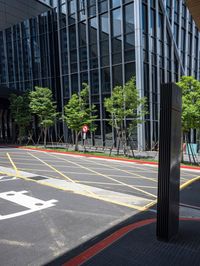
(75, 180, 157, 189)
(107, 174, 157, 181)
(143, 175, 200, 211)
(17, 168, 67, 180)
(38, 181, 145, 210)
(28, 152, 75, 183)
(143, 200, 157, 210)
(46, 153, 157, 199)
(0, 170, 144, 211)
(6, 153, 19, 176)
(102, 160, 158, 173)
(0, 171, 15, 177)
(28, 152, 101, 199)
(180, 175, 200, 190)
(80, 157, 157, 183)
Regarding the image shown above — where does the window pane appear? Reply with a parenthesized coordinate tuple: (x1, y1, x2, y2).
(124, 3, 134, 34)
(112, 8, 121, 37)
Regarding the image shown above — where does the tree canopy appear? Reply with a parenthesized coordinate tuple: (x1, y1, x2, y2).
(63, 83, 97, 150)
(104, 77, 146, 154)
(9, 93, 31, 144)
(177, 76, 200, 132)
(29, 87, 58, 147)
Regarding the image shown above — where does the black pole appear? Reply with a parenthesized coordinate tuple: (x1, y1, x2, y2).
(157, 83, 182, 241)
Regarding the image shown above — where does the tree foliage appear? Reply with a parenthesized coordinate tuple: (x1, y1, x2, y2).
(63, 83, 97, 151)
(177, 76, 200, 133)
(29, 87, 58, 147)
(9, 93, 31, 144)
(104, 77, 146, 154)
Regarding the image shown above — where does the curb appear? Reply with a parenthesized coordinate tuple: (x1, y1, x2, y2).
(18, 146, 200, 171)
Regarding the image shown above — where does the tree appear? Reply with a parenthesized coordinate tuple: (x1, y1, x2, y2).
(63, 83, 97, 151)
(104, 77, 146, 155)
(9, 93, 32, 144)
(177, 76, 200, 162)
(177, 76, 200, 133)
(29, 87, 58, 148)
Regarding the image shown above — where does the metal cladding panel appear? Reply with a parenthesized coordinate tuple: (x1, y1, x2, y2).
(157, 83, 182, 241)
(0, 0, 51, 31)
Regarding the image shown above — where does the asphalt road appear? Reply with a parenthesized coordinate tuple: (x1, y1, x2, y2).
(0, 147, 199, 265)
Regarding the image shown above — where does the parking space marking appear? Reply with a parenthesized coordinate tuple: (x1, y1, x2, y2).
(106, 174, 157, 180)
(75, 180, 157, 189)
(45, 153, 157, 199)
(7, 153, 19, 176)
(78, 157, 157, 183)
(28, 153, 75, 183)
(28, 152, 107, 200)
(74, 181, 124, 186)
(180, 175, 200, 190)
(9, 161, 52, 167)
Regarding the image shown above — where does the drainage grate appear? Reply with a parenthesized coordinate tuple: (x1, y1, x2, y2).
(28, 176, 48, 181)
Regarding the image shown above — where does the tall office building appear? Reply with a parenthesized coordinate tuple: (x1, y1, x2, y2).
(0, 0, 199, 149)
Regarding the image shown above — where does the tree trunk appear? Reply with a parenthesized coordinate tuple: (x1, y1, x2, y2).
(19, 126, 22, 145)
(75, 131, 79, 151)
(44, 127, 47, 148)
(181, 131, 184, 163)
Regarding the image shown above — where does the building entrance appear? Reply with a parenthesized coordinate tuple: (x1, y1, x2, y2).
(0, 98, 11, 143)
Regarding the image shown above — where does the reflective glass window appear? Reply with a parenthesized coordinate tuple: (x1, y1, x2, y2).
(100, 13, 109, 40)
(124, 3, 134, 34)
(112, 8, 121, 37)
(111, 0, 120, 9)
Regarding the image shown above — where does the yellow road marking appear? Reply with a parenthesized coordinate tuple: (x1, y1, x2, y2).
(6, 153, 19, 176)
(108, 162, 158, 174)
(143, 175, 200, 211)
(28, 152, 105, 199)
(143, 200, 157, 210)
(28, 152, 75, 183)
(0, 170, 144, 211)
(180, 175, 200, 190)
(46, 153, 157, 199)
(106, 174, 157, 180)
(75, 180, 157, 189)
(80, 157, 157, 183)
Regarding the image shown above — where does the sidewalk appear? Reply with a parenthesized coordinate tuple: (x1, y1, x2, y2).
(49, 179, 200, 266)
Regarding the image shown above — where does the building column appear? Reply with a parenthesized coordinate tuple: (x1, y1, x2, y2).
(134, 0, 145, 150)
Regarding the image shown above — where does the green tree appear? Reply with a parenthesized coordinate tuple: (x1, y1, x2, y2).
(177, 76, 200, 133)
(29, 87, 58, 148)
(63, 83, 97, 151)
(9, 93, 31, 144)
(104, 77, 146, 155)
(177, 76, 200, 161)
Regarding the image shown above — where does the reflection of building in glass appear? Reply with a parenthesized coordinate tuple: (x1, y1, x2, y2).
(0, 0, 200, 149)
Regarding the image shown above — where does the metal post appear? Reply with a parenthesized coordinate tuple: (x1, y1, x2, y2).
(157, 83, 182, 241)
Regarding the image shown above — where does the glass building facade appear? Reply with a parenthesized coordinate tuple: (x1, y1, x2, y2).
(0, 0, 199, 149)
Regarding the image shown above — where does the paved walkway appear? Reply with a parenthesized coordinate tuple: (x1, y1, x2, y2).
(50, 179, 200, 266)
